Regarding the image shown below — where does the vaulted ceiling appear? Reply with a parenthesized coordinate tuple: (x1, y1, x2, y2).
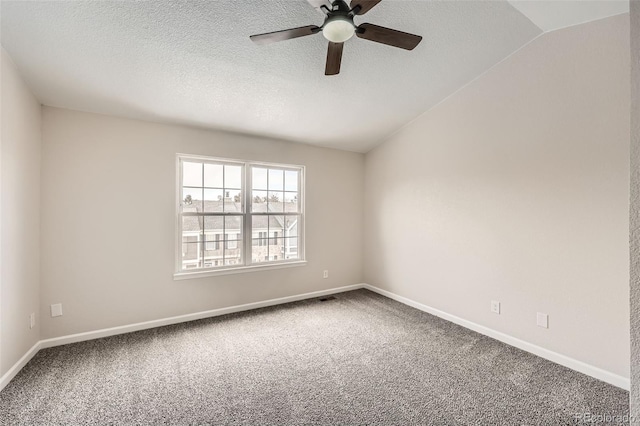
(0, 0, 629, 152)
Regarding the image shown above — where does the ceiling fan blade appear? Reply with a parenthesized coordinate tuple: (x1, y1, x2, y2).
(325, 42, 344, 75)
(350, 0, 382, 15)
(250, 25, 320, 45)
(306, 0, 332, 14)
(356, 23, 422, 50)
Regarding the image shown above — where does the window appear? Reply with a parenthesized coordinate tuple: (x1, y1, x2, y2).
(176, 155, 304, 277)
(225, 234, 238, 250)
(256, 231, 268, 246)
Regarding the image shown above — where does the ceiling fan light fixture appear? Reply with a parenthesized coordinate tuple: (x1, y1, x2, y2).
(322, 17, 355, 43)
(249, 0, 422, 75)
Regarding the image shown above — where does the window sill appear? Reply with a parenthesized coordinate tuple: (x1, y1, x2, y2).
(173, 260, 307, 280)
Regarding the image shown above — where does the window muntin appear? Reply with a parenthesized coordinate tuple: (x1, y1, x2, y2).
(177, 155, 304, 275)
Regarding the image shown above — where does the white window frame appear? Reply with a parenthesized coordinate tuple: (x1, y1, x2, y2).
(174, 154, 306, 280)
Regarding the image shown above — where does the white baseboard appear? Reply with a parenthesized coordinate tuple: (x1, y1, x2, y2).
(0, 284, 365, 392)
(363, 283, 630, 391)
(39, 284, 366, 349)
(2, 283, 630, 393)
(0, 341, 41, 392)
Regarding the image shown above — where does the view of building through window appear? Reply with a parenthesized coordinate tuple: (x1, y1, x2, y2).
(178, 156, 303, 272)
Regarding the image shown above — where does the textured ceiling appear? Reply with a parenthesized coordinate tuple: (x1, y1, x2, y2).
(0, 1, 622, 152)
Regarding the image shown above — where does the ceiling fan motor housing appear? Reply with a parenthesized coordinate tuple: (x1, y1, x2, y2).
(327, 0, 352, 14)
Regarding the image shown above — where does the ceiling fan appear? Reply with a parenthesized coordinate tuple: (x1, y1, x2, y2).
(249, 0, 423, 76)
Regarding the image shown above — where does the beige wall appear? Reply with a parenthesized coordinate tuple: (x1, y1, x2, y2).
(0, 48, 41, 376)
(1, 9, 632, 393)
(40, 107, 364, 339)
(364, 15, 630, 377)
(630, 0, 639, 415)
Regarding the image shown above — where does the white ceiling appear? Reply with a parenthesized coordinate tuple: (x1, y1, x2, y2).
(508, 0, 629, 32)
(0, 1, 628, 152)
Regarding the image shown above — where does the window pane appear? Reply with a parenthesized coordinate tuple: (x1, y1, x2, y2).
(204, 216, 223, 242)
(183, 162, 202, 187)
(182, 216, 202, 240)
(270, 215, 285, 236)
(268, 191, 284, 212)
(224, 190, 242, 212)
(251, 239, 268, 263)
(284, 216, 298, 237)
(204, 189, 223, 212)
(182, 188, 202, 212)
(283, 237, 298, 260)
(268, 216, 284, 259)
(182, 235, 199, 244)
(181, 243, 202, 269)
(252, 216, 268, 239)
(284, 192, 298, 212)
(285, 170, 298, 192)
(268, 238, 281, 259)
(225, 216, 242, 238)
(203, 258, 223, 268)
(225, 165, 242, 189)
(252, 167, 267, 190)
(252, 191, 267, 212)
(204, 240, 217, 251)
(204, 236, 222, 252)
(203, 245, 223, 266)
(225, 240, 243, 266)
(204, 163, 223, 188)
(268, 169, 284, 191)
(252, 215, 269, 262)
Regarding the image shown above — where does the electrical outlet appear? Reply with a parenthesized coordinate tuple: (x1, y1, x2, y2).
(323, 270, 329, 279)
(51, 303, 63, 317)
(537, 312, 549, 328)
(491, 300, 500, 314)
(30, 313, 35, 329)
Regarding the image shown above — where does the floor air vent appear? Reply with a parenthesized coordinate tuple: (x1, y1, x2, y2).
(319, 296, 337, 302)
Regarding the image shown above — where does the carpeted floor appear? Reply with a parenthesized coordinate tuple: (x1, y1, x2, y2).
(0, 289, 629, 425)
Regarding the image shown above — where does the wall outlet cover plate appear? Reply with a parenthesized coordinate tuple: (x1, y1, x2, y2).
(51, 303, 63, 317)
(537, 312, 549, 328)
